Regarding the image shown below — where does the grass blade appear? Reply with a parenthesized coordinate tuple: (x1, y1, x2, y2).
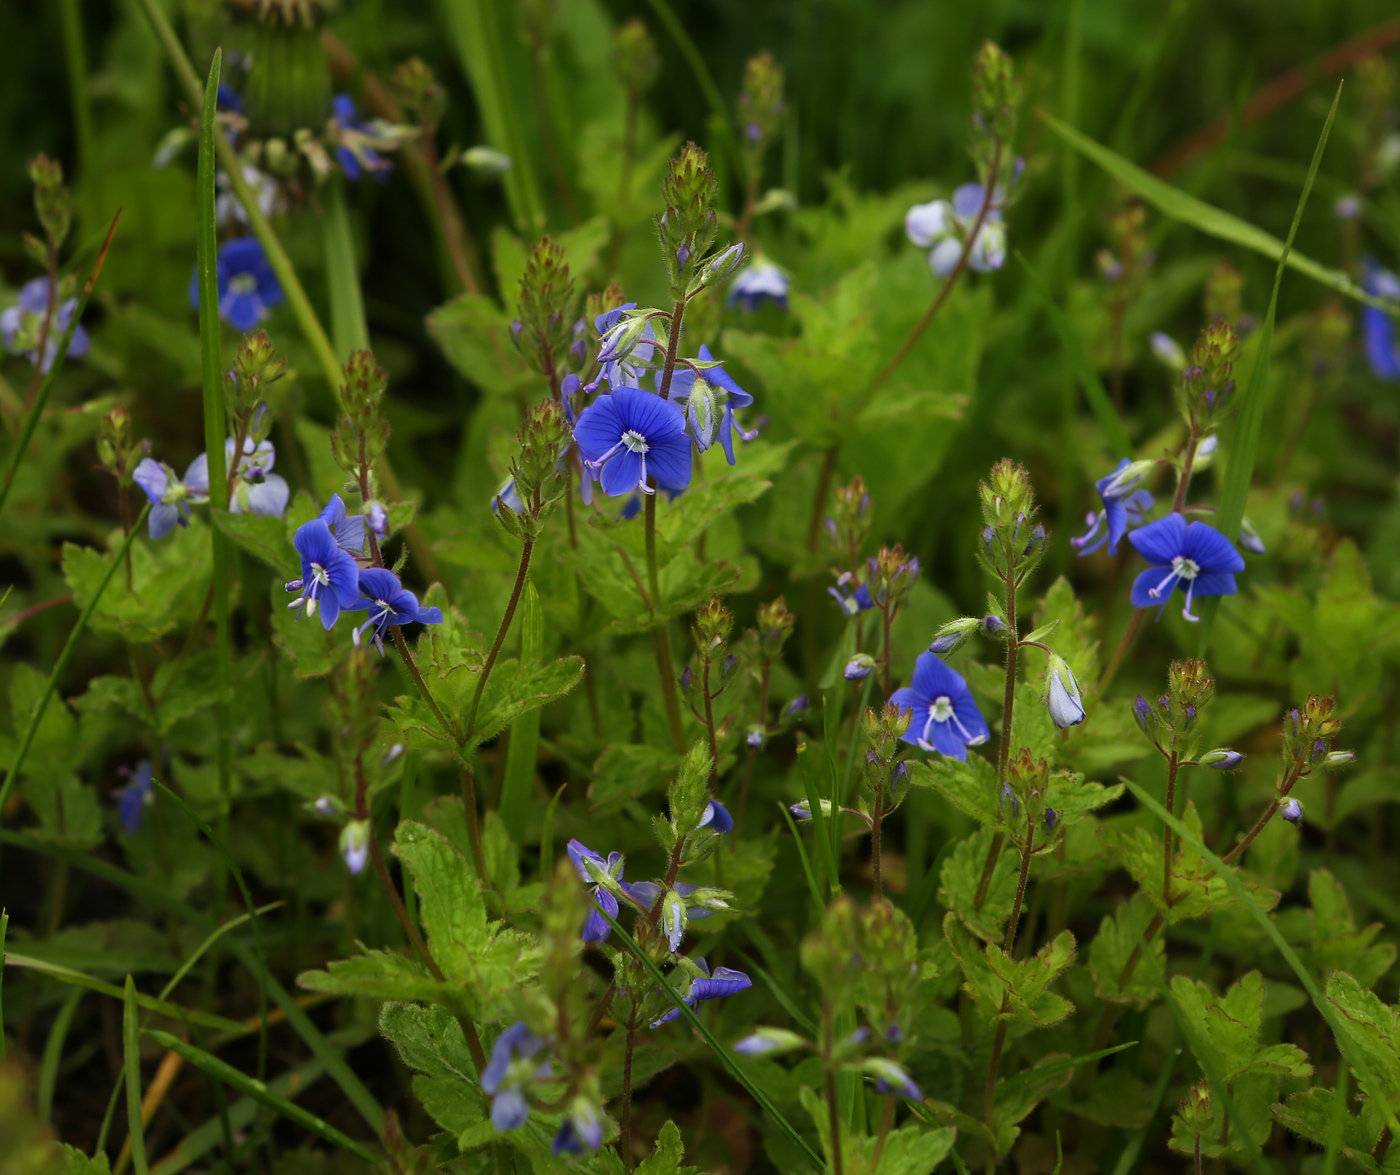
(539, 782, 566, 877)
(123, 977, 151, 1175)
(0, 209, 121, 520)
(500, 579, 542, 845)
(598, 908, 823, 1169)
(778, 800, 825, 913)
(323, 178, 370, 357)
(796, 741, 835, 897)
(1196, 82, 1341, 654)
(0, 830, 386, 1135)
(0, 501, 151, 817)
(1038, 103, 1389, 314)
(1015, 250, 1132, 458)
(1122, 779, 1400, 1141)
(0, 909, 7, 1062)
(5, 954, 246, 1036)
(38, 986, 83, 1121)
(149, 1057, 327, 1175)
(144, 1029, 379, 1164)
(437, 0, 545, 233)
(195, 47, 235, 928)
(732, 946, 818, 1039)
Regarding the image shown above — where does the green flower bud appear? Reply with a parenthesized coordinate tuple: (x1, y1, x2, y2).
(614, 18, 660, 95)
(28, 154, 71, 247)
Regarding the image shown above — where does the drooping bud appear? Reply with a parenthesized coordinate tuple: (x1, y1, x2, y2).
(1199, 749, 1243, 770)
(929, 617, 980, 656)
(844, 653, 876, 681)
(1281, 798, 1304, 826)
(1045, 654, 1085, 729)
(733, 1028, 807, 1057)
(340, 819, 370, 875)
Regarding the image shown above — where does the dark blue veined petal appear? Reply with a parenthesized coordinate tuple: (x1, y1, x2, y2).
(907, 651, 965, 705)
(1128, 512, 1187, 567)
(646, 432, 693, 492)
(1189, 571, 1238, 599)
(1180, 520, 1245, 575)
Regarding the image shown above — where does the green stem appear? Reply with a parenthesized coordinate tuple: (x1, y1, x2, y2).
(0, 503, 151, 819)
(1162, 752, 1180, 904)
(59, 0, 94, 179)
(647, 479, 686, 755)
(465, 540, 535, 743)
(823, 1022, 844, 1175)
(620, 1010, 638, 1170)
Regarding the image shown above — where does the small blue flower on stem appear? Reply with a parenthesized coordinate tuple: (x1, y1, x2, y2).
(566, 838, 627, 944)
(1128, 513, 1245, 623)
(1, 277, 90, 371)
(1073, 460, 1155, 557)
(189, 238, 285, 332)
(862, 1057, 923, 1101)
(185, 438, 290, 519)
(650, 958, 753, 1027)
(728, 256, 789, 310)
(1363, 262, 1400, 381)
(115, 762, 155, 833)
(594, 303, 658, 389)
(905, 182, 1007, 277)
(481, 1022, 551, 1132)
(133, 456, 210, 540)
(666, 345, 756, 463)
(285, 519, 367, 630)
(829, 572, 874, 616)
(1281, 798, 1304, 826)
(318, 493, 367, 555)
(352, 568, 443, 654)
(332, 94, 392, 183)
(889, 653, 989, 760)
(552, 1099, 604, 1155)
(573, 386, 692, 497)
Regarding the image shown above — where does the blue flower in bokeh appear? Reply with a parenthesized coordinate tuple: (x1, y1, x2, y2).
(189, 238, 285, 332)
(115, 762, 154, 833)
(1072, 459, 1155, 557)
(481, 1022, 551, 1132)
(1128, 513, 1245, 622)
(889, 653, 989, 760)
(728, 257, 789, 310)
(650, 958, 753, 1027)
(1, 277, 90, 372)
(332, 94, 392, 184)
(567, 838, 627, 944)
(905, 182, 1007, 277)
(184, 438, 290, 519)
(133, 456, 209, 540)
(1363, 261, 1400, 381)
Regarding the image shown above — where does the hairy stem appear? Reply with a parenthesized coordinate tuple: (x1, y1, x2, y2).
(465, 539, 534, 741)
(871, 784, 884, 899)
(998, 570, 1020, 785)
(1220, 758, 1306, 866)
(621, 1010, 638, 1170)
(646, 489, 687, 753)
(702, 658, 719, 788)
(1163, 752, 1180, 904)
(1171, 430, 1201, 514)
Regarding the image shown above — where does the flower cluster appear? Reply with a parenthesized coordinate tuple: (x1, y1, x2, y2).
(1, 277, 89, 372)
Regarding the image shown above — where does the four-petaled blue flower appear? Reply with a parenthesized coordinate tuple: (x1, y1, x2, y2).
(574, 386, 692, 498)
(889, 653, 990, 760)
(1073, 459, 1155, 557)
(666, 345, 756, 464)
(1, 277, 90, 372)
(566, 838, 627, 944)
(332, 94, 392, 184)
(286, 518, 367, 630)
(481, 1022, 551, 1132)
(728, 257, 789, 311)
(352, 568, 443, 654)
(1363, 261, 1400, 382)
(133, 456, 210, 540)
(318, 493, 367, 555)
(189, 238, 285, 332)
(650, 958, 753, 1027)
(829, 572, 875, 616)
(905, 182, 1007, 277)
(1128, 513, 1245, 622)
(184, 438, 290, 519)
(115, 762, 155, 833)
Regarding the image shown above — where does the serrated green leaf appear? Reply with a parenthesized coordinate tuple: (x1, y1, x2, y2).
(939, 826, 1017, 943)
(1089, 892, 1165, 1007)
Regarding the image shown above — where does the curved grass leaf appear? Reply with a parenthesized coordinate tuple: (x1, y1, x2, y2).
(37, 986, 83, 1121)
(0, 502, 150, 815)
(144, 1029, 379, 1164)
(500, 580, 543, 845)
(123, 977, 151, 1175)
(598, 908, 823, 1168)
(323, 178, 370, 358)
(1122, 780, 1400, 1142)
(1195, 82, 1341, 654)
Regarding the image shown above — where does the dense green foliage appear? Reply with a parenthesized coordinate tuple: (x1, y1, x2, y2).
(5, 3, 1400, 1175)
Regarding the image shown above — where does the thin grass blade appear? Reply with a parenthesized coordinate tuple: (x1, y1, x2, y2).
(598, 908, 823, 1168)
(1038, 104, 1386, 313)
(38, 986, 83, 1121)
(1196, 82, 1341, 653)
(500, 579, 542, 845)
(323, 178, 370, 357)
(0, 910, 7, 1062)
(0, 502, 151, 817)
(778, 800, 825, 912)
(123, 977, 150, 1175)
(144, 1029, 379, 1163)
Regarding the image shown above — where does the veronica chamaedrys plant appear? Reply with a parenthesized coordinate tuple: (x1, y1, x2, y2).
(1128, 513, 1245, 622)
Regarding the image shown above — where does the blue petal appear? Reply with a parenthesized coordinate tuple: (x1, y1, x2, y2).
(1180, 521, 1245, 575)
(1128, 512, 1187, 566)
(148, 503, 180, 540)
(1189, 572, 1237, 599)
(645, 433, 693, 493)
(598, 449, 643, 497)
(908, 652, 965, 705)
(614, 386, 687, 441)
(952, 691, 990, 747)
(242, 474, 289, 517)
(491, 1087, 531, 1132)
(572, 394, 624, 464)
(927, 717, 966, 760)
(1130, 567, 1174, 609)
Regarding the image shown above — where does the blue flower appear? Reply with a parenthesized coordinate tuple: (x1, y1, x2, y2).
(318, 493, 366, 555)
(889, 653, 990, 760)
(481, 1022, 551, 1133)
(728, 257, 789, 310)
(594, 302, 658, 389)
(115, 762, 154, 833)
(352, 568, 443, 654)
(650, 958, 753, 1027)
(1073, 460, 1155, 557)
(285, 519, 367, 630)
(699, 800, 733, 834)
(1281, 798, 1304, 826)
(332, 94, 391, 184)
(665, 345, 756, 463)
(1128, 513, 1245, 622)
(552, 1099, 603, 1155)
(184, 438, 290, 519)
(133, 456, 210, 540)
(189, 238, 285, 332)
(340, 820, 369, 875)
(829, 572, 875, 616)
(574, 386, 692, 498)
(1362, 261, 1400, 381)
(905, 182, 1007, 277)
(1, 277, 90, 372)
(863, 1057, 923, 1101)
(567, 838, 627, 944)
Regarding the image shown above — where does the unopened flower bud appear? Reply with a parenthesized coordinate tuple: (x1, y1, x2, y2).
(845, 653, 876, 681)
(1281, 798, 1304, 826)
(1199, 749, 1242, 770)
(340, 820, 370, 875)
(929, 617, 979, 655)
(1045, 655, 1085, 729)
(1324, 750, 1355, 766)
(786, 695, 808, 716)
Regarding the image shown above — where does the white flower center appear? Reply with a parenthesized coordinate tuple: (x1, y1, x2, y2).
(930, 696, 954, 722)
(1171, 556, 1201, 580)
(229, 273, 258, 295)
(621, 428, 650, 454)
(311, 561, 331, 586)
